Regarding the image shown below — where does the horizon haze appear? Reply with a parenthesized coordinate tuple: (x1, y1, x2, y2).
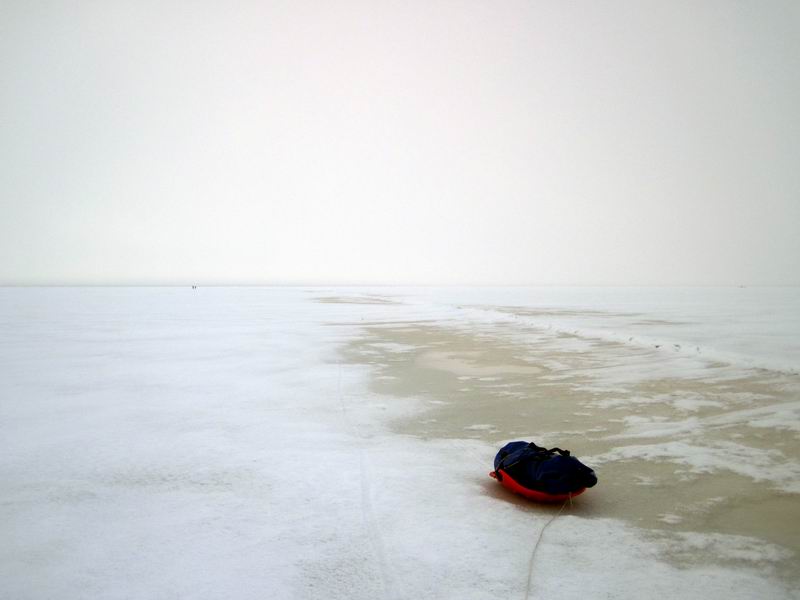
(2, 1, 799, 286)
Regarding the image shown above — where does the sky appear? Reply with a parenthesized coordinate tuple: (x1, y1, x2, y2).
(1, 0, 798, 286)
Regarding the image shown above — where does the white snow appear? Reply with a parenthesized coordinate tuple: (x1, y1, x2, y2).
(1, 287, 798, 599)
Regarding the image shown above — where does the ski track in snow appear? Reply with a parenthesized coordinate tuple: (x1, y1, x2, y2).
(337, 363, 394, 600)
(357, 447, 394, 600)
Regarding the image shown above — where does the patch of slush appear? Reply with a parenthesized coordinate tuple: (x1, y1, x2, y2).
(464, 424, 496, 431)
(609, 400, 800, 438)
(589, 441, 800, 493)
(672, 397, 725, 412)
(393, 285, 800, 375)
(592, 390, 771, 410)
(659, 513, 684, 524)
(656, 531, 793, 565)
(367, 342, 418, 353)
(708, 401, 800, 433)
(527, 516, 794, 600)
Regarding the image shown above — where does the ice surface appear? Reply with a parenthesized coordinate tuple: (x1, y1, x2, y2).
(351, 285, 800, 374)
(588, 441, 800, 494)
(1, 287, 798, 599)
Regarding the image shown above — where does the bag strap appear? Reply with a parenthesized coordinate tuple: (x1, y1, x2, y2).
(494, 443, 571, 481)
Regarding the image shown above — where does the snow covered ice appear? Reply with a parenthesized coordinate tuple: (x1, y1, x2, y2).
(1, 287, 798, 599)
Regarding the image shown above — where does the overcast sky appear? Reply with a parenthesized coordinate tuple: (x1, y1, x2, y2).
(1, 1, 798, 285)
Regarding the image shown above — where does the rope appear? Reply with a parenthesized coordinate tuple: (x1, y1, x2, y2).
(523, 497, 569, 600)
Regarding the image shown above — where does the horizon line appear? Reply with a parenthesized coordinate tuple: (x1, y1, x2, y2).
(1, 283, 798, 289)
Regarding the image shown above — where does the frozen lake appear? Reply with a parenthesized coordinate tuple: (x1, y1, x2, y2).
(1, 287, 798, 599)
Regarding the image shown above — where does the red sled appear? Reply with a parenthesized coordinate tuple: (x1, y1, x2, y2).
(490, 469, 586, 503)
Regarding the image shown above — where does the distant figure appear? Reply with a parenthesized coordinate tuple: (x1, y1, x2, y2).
(192, 286, 197, 289)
